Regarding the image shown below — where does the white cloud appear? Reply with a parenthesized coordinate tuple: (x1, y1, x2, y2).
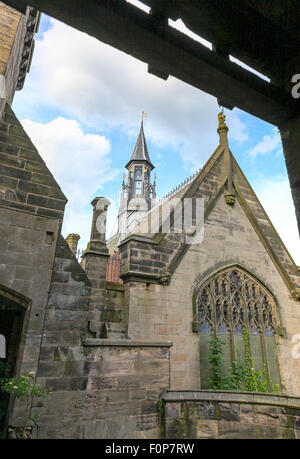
(254, 175, 300, 265)
(248, 129, 281, 157)
(18, 18, 249, 170)
(21, 117, 119, 246)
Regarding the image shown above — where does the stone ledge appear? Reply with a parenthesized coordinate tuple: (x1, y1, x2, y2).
(82, 250, 110, 257)
(105, 281, 124, 291)
(83, 338, 173, 347)
(161, 390, 300, 409)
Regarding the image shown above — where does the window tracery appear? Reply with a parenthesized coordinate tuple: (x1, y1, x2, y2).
(194, 266, 281, 389)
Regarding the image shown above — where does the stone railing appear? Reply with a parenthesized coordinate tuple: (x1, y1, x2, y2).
(161, 390, 300, 439)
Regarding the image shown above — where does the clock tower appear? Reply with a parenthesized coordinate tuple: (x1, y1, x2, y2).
(118, 118, 156, 242)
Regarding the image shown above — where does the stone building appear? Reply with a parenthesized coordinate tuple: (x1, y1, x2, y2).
(1, 2, 300, 440)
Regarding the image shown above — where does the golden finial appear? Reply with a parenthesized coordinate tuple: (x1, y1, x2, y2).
(217, 109, 228, 134)
(142, 111, 147, 119)
(123, 173, 127, 180)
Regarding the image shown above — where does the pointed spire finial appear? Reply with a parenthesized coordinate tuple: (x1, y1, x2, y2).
(217, 109, 229, 146)
(125, 113, 154, 170)
(216, 109, 236, 206)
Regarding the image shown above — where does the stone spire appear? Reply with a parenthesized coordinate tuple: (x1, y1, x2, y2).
(125, 119, 154, 170)
(117, 116, 157, 242)
(217, 110, 235, 206)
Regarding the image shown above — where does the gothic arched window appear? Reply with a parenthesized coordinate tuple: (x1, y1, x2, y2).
(194, 266, 281, 390)
(134, 166, 143, 195)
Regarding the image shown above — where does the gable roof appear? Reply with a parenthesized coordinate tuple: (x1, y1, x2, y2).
(120, 114, 300, 298)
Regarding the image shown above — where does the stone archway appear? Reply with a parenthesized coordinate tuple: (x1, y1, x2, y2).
(0, 285, 30, 437)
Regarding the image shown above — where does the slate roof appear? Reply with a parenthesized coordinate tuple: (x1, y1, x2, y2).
(125, 121, 154, 170)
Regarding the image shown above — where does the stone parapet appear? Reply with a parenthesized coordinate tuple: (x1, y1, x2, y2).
(162, 390, 300, 439)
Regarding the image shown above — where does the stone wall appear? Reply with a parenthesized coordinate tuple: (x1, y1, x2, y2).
(33, 341, 171, 439)
(162, 390, 300, 439)
(0, 3, 21, 76)
(22, 232, 169, 439)
(0, 206, 59, 378)
(0, 102, 68, 424)
(0, 104, 67, 219)
(39, 234, 91, 355)
(122, 192, 300, 394)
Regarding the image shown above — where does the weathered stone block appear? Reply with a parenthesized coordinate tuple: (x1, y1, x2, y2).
(45, 377, 88, 391)
(216, 403, 240, 422)
(37, 361, 65, 378)
(141, 400, 157, 415)
(117, 375, 141, 389)
(196, 419, 218, 438)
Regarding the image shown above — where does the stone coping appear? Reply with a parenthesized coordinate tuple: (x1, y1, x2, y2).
(161, 390, 300, 409)
(83, 338, 173, 347)
(82, 250, 110, 257)
(105, 281, 125, 291)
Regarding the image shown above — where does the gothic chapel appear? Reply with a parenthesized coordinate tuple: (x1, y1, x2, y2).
(1, 95, 300, 437)
(0, 7, 300, 434)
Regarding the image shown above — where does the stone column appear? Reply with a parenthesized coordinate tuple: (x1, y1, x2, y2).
(65, 233, 80, 255)
(279, 116, 300, 236)
(82, 197, 111, 338)
(85, 197, 111, 254)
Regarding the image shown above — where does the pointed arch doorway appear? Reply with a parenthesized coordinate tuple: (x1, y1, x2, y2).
(0, 285, 30, 437)
(193, 265, 283, 391)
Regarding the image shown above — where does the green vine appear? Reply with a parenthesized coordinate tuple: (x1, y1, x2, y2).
(206, 330, 280, 394)
(0, 371, 51, 438)
(242, 327, 279, 393)
(242, 327, 265, 392)
(207, 335, 243, 390)
(156, 400, 165, 438)
(156, 399, 164, 418)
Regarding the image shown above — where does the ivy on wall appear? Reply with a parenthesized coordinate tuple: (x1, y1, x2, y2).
(207, 329, 280, 393)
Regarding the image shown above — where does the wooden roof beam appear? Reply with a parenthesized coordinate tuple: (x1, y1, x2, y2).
(141, 0, 300, 85)
(2, 0, 299, 125)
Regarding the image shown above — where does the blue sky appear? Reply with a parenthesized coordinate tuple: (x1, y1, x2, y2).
(12, 9, 300, 263)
